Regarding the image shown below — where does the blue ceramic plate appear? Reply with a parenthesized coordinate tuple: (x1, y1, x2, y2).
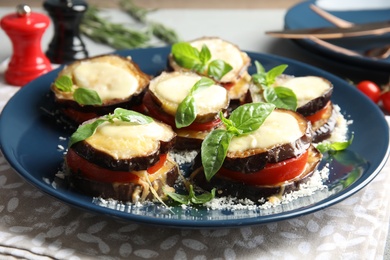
(284, 0, 390, 73)
(0, 47, 389, 228)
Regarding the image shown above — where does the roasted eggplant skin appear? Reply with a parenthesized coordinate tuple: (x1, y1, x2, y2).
(223, 109, 312, 174)
(68, 161, 179, 202)
(297, 86, 333, 117)
(312, 103, 338, 143)
(69, 135, 176, 172)
(51, 54, 151, 125)
(191, 145, 322, 202)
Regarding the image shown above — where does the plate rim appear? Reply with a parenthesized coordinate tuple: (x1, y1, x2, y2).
(0, 46, 389, 228)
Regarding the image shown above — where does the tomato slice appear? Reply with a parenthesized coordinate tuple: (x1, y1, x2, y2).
(62, 108, 98, 124)
(305, 101, 331, 124)
(143, 92, 221, 131)
(147, 154, 167, 174)
(217, 150, 309, 186)
(66, 149, 167, 183)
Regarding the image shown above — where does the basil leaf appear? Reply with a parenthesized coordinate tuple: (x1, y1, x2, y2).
(189, 185, 216, 204)
(165, 190, 190, 204)
(192, 77, 215, 91)
(255, 60, 265, 74)
(207, 59, 233, 81)
(228, 102, 275, 134)
(175, 95, 196, 128)
(165, 185, 215, 205)
(266, 64, 288, 85)
(316, 135, 354, 154)
(219, 111, 243, 135)
(263, 86, 297, 111)
(171, 42, 202, 69)
(201, 129, 234, 181)
(199, 44, 211, 64)
(73, 88, 102, 105)
(175, 77, 214, 128)
(113, 108, 153, 124)
(54, 75, 73, 92)
(69, 119, 106, 147)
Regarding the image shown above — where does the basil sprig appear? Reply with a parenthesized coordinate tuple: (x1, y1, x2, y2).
(165, 185, 216, 205)
(171, 42, 233, 81)
(54, 75, 102, 106)
(201, 102, 276, 181)
(252, 61, 297, 111)
(68, 108, 153, 147)
(175, 77, 215, 128)
(316, 135, 354, 154)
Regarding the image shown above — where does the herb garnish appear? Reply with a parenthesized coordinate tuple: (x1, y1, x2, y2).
(175, 77, 215, 128)
(252, 61, 297, 111)
(165, 185, 216, 205)
(68, 108, 153, 147)
(316, 135, 354, 154)
(80, 2, 180, 50)
(201, 102, 276, 181)
(171, 42, 233, 81)
(54, 75, 102, 106)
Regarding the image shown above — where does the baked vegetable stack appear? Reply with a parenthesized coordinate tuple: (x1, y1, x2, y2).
(191, 103, 323, 202)
(65, 108, 179, 203)
(51, 54, 151, 125)
(142, 72, 230, 150)
(168, 37, 251, 110)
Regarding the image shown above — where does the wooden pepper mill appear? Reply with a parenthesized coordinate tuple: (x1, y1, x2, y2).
(43, 0, 89, 64)
(0, 5, 52, 86)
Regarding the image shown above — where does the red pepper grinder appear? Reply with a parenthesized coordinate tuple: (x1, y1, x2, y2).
(43, 0, 89, 64)
(0, 4, 52, 87)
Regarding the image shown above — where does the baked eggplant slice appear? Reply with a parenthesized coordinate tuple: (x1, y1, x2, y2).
(190, 108, 323, 203)
(65, 116, 179, 203)
(51, 54, 151, 124)
(251, 75, 336, 142)
(143, 71, 230, 150)
(274, 75, 333, 116)
(168, 37, 251, 108)
(223, 109, 312, 173)
(191, 145, 322, 202)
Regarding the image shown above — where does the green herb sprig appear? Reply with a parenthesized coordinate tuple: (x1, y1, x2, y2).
(171, 42, 233, 81)
(316, 135, 354, 154)
(252, 61, 297, 111)
(119, 0, 180, 45)
(54, 75, 102, 106)
(68, 108, 153, 147)
(81, 6, 151, 49)
(81, 1, 180, 50)
(165, 185, 216, 205)
(175, 77, 215, 128)
(201, 102, 276, 181)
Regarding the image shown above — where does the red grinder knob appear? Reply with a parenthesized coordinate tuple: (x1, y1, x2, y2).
(1, 4, 52, 86)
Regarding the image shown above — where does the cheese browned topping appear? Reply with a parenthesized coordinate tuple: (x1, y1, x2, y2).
(228, 110, 304, 152)
(275, 76, 332, 107)
(72, 62, 139, 102)
(52, 55, 150, 103)
(85, 120, 175, 159)
(190, 38, 249, 83)
(149, 71, 229, 116)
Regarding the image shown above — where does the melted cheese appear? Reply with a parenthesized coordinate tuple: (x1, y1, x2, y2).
(149, 71, 229, 116)
(228, 111, 304, 152)
(275, 76, 331, 107)
(72, 61, 139, 101)
(190, 38, 247, 83)
(85, 120, 175, 159)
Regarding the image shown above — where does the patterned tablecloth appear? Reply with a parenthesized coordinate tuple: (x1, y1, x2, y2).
(0, 6, 389, 260)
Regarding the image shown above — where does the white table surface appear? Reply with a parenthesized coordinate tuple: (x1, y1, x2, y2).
(0, 6, 389, 260)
